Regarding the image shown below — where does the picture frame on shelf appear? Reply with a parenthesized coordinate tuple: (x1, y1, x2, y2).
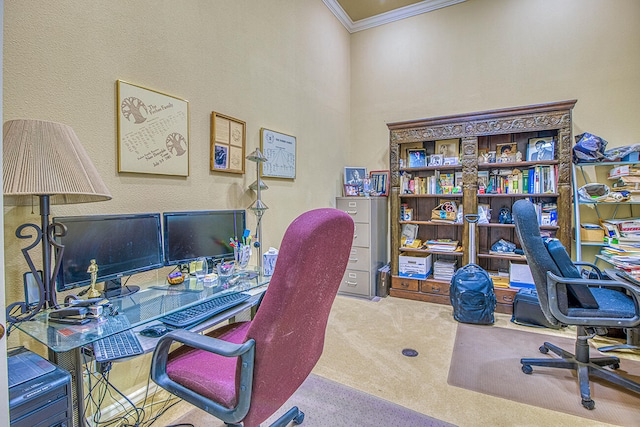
(477, 170, 489, 191)
(370, 170, 389, 196)
(443, 157, 459, 166)
(496, 143, 517, 163)
(527, 137, 555, 161)
(344, 167, 367, 194)
(435, 139, 460, 159)
(407, 148, 427, 168)
(428, 154, 443, 167)
(344, 184, 359, 197)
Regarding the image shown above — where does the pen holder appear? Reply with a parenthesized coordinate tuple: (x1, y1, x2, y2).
(234, 245, 251, 269)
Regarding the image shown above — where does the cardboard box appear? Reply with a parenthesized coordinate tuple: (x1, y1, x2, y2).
(509, 262, 535, 289)
(399, 255, 432, 280)
(580, 224, 604, 242)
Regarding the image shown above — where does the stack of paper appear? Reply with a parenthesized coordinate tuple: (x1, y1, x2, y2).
(433, 259, 457, 281)
(424, 239, 459, 252)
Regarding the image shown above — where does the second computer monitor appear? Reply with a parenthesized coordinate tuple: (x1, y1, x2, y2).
(163, 210, 246, 266)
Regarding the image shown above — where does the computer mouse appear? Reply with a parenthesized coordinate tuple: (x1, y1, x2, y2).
(140, 325, 172, 338)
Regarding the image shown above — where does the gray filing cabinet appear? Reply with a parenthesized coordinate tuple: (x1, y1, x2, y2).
(336, 197, 388, 299)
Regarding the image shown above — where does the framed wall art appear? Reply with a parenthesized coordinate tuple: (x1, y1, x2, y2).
(260, 128, 296, 179)
(210, 112, 246, 174)
(116, 80, 189, 176)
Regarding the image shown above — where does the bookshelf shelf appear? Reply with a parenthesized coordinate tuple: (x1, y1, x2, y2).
(573, 160, 640, 262)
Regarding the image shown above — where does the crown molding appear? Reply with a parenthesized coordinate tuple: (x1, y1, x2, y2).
(323, 0, 467, 33)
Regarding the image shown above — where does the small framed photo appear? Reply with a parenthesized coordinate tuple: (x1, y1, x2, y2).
(496, 143, 516, 163)
(344, 184, 359, 197)
(443, 157, 459, 166)
(344, 167, 367, 191)
(429, 154, 443, 166)
(527, 137, 555, 161)
(435, 139, 460, 159)
(477, 170, 489, 189)
(370, 170, 389, 196)
(407, 149, 427, 168)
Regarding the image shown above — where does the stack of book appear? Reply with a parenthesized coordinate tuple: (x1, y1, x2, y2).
(433, 259, 456, 282)
(599, 244, 640, 269)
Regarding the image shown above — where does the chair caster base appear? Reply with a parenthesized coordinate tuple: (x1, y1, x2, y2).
(271, 406, 304, 427)
(582, 398, 595, 410)
(293, 410, 305, 425)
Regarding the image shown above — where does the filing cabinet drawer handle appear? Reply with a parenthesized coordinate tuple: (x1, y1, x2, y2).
(432, 286, 441, 293)
(346, 281, 357, 287)
(349, 257, 359, 262)
(502, 295, 514, 303)
(346, 210, 357, 215)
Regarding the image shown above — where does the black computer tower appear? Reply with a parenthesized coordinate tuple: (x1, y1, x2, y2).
(8, 348, 73, 427)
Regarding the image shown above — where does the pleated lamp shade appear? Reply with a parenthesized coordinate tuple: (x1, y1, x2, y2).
(3, 119, 112, 206)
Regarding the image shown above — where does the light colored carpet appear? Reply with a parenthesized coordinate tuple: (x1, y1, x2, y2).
(171, 373, 456, 427)
(448, 324, 640, 425)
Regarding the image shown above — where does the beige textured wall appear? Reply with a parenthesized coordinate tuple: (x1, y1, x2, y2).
(3, 0, 350, 306)
(350, 0, 640, 171)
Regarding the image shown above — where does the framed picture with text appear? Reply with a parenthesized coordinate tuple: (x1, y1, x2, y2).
(260, 128, 296, 179)
(116, 80, 189, 176)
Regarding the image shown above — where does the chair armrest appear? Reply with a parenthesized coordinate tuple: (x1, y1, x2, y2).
(546, 271, 640, 327)
(150, 329, 255, 424)
(573, 261, 604, 279)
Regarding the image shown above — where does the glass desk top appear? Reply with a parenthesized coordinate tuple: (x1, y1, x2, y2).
(16, 269, 269, 353)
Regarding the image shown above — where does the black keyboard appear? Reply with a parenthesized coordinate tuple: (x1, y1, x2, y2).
(160, 292, 252, 328)
(92, 329, 144, 362)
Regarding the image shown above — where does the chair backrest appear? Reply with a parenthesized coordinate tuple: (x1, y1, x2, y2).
(241, 208, 354, 427)
(512, 200, 566, 326)
(513, 200, 600, 321)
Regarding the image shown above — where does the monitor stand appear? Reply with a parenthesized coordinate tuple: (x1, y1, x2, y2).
(102, 278, 140, 299)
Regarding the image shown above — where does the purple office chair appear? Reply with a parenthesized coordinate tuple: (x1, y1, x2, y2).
(151, 208, 354, 427)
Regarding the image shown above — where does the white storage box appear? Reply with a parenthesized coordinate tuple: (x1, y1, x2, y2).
(399, 255, 432, 280)
(509, 262, 535, 289)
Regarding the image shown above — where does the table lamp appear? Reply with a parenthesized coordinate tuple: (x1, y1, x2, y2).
(246, 148, 268, 272)
(3, 119, 112, 325)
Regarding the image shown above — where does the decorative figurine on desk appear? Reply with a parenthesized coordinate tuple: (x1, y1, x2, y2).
(86, 259, 101, 298)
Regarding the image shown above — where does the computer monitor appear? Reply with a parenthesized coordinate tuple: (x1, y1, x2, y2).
(163, 210, 246, 267)
(54, 213, 164, 297)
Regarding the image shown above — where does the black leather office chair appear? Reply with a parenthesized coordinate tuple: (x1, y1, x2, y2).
(512, 199, 640, 410)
